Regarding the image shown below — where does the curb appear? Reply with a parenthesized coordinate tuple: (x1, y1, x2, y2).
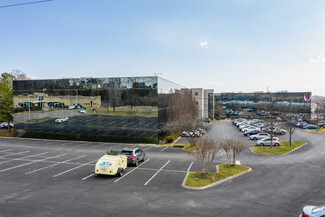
(249, 143, 307, 155)
(171, 136, 182, 145)
(181, 166, 252, 190)
(0, 136, 157, 147)
(283, 142, 307, 155)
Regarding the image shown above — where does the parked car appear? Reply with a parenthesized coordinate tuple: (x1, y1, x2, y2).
(0, 123, 14, 129)
(250, 132, 270, 140)
(79, 108, 86, 114)
(68, 104, 83, 110)
(299, 205, 325, 217)
(95, 150, 127, 177)
(266, 127, 286, 135)
(241, 126, 258, 133)
(318, 121, 325, 127)
(55, 116, 69, 123)
(122, 147, 145, 166)
(303, 125, 318, 129)
(243, 129, 261, 136)
(256, 137, 280, 146)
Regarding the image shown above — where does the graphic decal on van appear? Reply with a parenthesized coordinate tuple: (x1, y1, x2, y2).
(99, 161, 112, 167)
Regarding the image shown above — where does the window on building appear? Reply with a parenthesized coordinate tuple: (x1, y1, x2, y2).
(195, 92, 198, 96)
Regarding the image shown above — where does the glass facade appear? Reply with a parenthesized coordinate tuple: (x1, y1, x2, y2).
(13, 76, 161, 143)
(215, 92, 312, 118)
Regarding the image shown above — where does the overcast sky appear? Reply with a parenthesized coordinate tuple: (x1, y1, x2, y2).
(1, 0, 325, 95)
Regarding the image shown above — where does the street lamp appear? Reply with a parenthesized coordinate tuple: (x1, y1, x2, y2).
(23, 93, 34, 120)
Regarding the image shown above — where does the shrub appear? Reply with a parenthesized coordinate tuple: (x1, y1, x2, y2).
(166, 136, 174, 143)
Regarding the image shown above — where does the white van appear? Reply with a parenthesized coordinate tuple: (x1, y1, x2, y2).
(95, 150, 127, 176)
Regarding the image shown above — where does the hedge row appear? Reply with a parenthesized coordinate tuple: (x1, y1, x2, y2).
(19, 131, 158, 144)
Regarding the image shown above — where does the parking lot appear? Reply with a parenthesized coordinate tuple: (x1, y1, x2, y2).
(15, 114, 158, 138)
(1, 121, 325, 216)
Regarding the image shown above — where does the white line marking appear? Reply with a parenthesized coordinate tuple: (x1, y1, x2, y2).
(76, 143, 88, 147)
(0, 151, 30, 159)
(53, 160, 97, 177)
(25, 155, 87, 175)
(143, 147, 152, 151)
(0, 153, 66, 173)
(0, 149, 12, 153)
(82, 173, 95, 181)
(161, 147, 168, 152)
(138, 167, 186, 173)
(187, 162, 193, 172)
(144, 160, 170, 186)
(93, 144, 104, 148)
(114, 159, 150, 183)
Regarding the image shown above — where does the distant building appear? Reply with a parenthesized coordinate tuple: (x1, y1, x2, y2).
(13, 76, 184, 144)
(191, 88, 214, 119)
(215, 91, 312, 119)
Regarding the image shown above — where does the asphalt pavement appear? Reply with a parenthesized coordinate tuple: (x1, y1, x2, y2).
(0, 120, 324, 217)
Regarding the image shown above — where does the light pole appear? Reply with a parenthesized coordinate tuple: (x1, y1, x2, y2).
(23, 93, 34, 120)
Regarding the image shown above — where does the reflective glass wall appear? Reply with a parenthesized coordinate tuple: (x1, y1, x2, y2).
(215, 92, 312, 118)
(13, 76, 158, 143)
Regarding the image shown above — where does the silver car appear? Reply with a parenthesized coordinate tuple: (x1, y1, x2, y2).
(122, 147, 145, 166)
(299, 205, 325, 217)
(256, 137, 280, 146)
(250, 133, 270, 140)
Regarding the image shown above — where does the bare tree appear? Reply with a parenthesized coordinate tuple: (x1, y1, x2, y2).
(281, 122, 296, 147)
(219, 139, 246, 166)
(214, 103, 225, 120)
(10, 69, 28, 80)
(187, 138, 222, 173)
(280, 101, 296, 147)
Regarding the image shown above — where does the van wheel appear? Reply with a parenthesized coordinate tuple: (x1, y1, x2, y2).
(117, 168, 123, 177)
(134, 160, 139, 167)
(254, 138, 257, 140)
(260, 143, 264, 146)
(142, 155, 145, 162)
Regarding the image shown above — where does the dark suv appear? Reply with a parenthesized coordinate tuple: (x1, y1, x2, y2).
(121, 147, 145, 166)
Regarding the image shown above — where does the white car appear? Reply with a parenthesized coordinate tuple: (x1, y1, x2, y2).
(256, 137, 280, 146)
(241, 126, 257, 133)
(299, 205, 325, 217)
(250, 133, 270, 140)
(79, 108, 86, 114)
(55, 116, 69, 123)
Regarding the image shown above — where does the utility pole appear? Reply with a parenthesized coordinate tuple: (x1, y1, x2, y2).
(317, 103, 319, 132)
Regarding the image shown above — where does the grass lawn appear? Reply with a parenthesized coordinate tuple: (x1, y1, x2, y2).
(0, 130, 14, 137)
(183, 145, 197, 151)
(88, 106, 158, 117)
(185, 163, 250, 187)
(305, 128, 325, 133)
(251, 141, 306, 155)
(25, 117, 54, 124)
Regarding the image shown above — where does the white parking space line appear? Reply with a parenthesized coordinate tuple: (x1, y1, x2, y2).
(93, 144, 104, 148)
(53, 160, 97, 178)
(114, 159, 150, 183)
(187, 162, 193, 172)
(0, 151, 45, 165)
(0, 151, 30, 159)
(160, 147, 168, 152)
(138, 167, 186, 173)
(0, 149, 12, 153)
(143, 147, 152, 151)
(25, 155, 87, 175)
(82, 173, 95, 181)
(76, 143, 88, 147)
(144, 160, 170, 186)
(0, 153, 66, 173)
